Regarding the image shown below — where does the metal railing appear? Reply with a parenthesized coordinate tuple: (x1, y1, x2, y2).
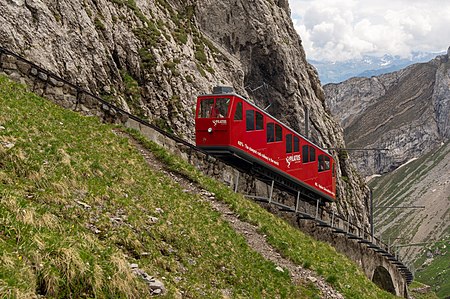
(245, 181, 414, 283)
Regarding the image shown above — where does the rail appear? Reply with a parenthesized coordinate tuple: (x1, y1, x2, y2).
(0, 45, 413, 284)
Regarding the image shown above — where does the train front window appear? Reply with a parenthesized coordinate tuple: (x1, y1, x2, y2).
(318, 155, 331, 172)
(234, 101, 243, 120)
(198, 98, 230, 118)
(199, 98, 214, 118)
(215, 98, 230, 118)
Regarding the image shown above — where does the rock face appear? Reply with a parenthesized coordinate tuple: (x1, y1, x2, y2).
(324, 49, 450, 176)
(0, 0, 370, 226)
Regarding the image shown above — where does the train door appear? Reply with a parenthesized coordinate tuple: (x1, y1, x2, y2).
(285, 133, 302, 174)
(301, 144, 317, 183)
(317, 154, 335, 198)
(230, 98, 244, 141)
(195, 96, 232, 146)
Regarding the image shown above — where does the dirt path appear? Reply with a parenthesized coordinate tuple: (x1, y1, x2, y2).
(121, 131, 344, 299)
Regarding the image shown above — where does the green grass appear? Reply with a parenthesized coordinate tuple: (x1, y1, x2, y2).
(408, 281, 439, 299)
(0, 76, 306, 298)
(414, 236, 450, 298)
(0, 75, 398, 298)
(369, 143, 450, 298)
(128, 134, 397, 299)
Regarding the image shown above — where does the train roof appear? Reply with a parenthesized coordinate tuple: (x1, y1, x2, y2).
(198, 87, 332, 156)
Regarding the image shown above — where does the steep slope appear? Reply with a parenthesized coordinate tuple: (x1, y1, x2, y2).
(369, 142, 449, 257)
(323, 53, 450, 297)
(0, 76, 397, 298)
(368, 142, 450, 298)
(414, 238, 450, 298)
(324, 49, 450, 176)
(0, 1, 370, 232)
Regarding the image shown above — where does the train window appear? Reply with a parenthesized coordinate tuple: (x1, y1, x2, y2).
(234, 101, 243, 120)
(267, 123, 282, 143)
(267, 123, 275, 142)
(275, 124, 282, 141)
(324, 156, 330, 170)
(302, 145, 309, 163)
(310, 147, 316, 162)
(246, 110, 254, 131)
(256, 112, 263, 130)
(318, 155, 331, 172)
(286, 134, 292, 153)
(199, 98, 214, 118)
(215, 98, 230, 118)
(318, 155, 324, 171)
(246, 110, 264, 131)
(199, 98, 230, 118)
(302, 145, 316, 163)
(293, 136, 300, 152)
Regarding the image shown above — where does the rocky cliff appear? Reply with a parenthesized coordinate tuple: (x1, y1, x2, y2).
(324, 49, 450, 176)
(0, 0, 370, 226)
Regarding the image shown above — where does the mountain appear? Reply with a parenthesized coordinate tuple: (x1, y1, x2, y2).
(369, 142, 450, 298)
(323, 50, 450, 298)
(311, 52, 446, 84)
(324, 49, 450, 177)
(0, 1, 371, 227)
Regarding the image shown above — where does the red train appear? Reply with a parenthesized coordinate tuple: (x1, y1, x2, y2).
(195, 86, 336, 202)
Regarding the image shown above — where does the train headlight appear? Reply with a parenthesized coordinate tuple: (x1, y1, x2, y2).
(207, 127, 213, 133)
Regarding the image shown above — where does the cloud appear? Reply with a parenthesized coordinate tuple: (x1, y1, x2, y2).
(289, 0, 450, 61)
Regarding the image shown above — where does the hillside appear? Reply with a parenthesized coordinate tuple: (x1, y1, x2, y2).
(369, 143, 450, 298)
(0, 77, 400, 298)
(323, 50, 450, 298)
(324, 49, 450, 177)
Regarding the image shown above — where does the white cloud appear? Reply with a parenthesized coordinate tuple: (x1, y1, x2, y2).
(288, 0, 450, 61)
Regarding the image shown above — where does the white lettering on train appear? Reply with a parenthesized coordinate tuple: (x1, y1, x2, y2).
(237, 140, 279, 166)
(212, 119, 227, 126)
(286, 154, 301, 168)
(314, 182, 336, 196)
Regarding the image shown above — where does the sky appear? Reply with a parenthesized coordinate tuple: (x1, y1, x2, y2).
(288, 0, 450, 62)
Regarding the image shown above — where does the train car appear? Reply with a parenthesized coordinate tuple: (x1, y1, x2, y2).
(195, 86, 336, 202)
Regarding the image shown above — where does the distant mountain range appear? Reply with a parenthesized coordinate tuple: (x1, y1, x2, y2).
(310, 51, 446, 84)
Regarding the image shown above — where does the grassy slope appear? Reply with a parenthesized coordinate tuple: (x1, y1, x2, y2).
(369, 143, 449, 298)
(0, 75, 396, 298)
(408, 281, 440, 299)
(414, 237, 450, 298)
